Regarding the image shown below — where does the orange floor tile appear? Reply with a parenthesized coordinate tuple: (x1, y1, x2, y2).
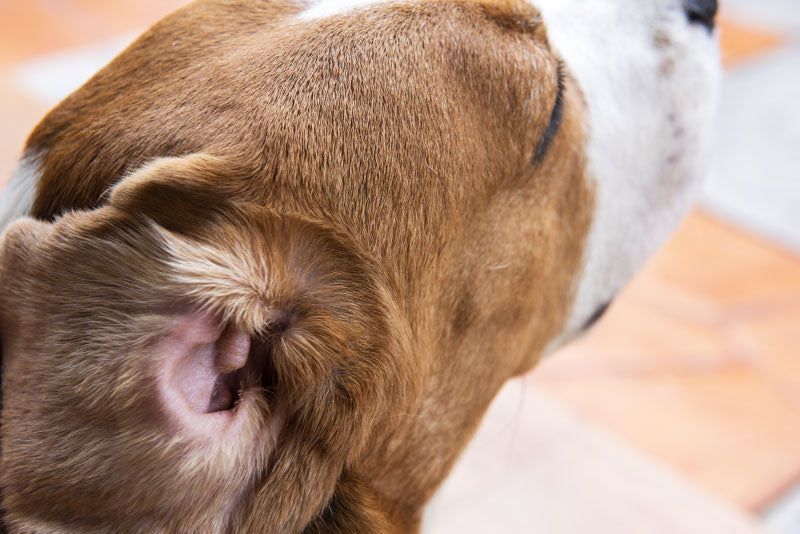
(0, 0, 188, 63)
(534, 211, 800, 511)
(0, 0, 189, 186)
(719, 15, 785, 68)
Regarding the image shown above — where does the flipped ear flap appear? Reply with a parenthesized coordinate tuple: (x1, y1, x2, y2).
(107, 153, 251, 235)
(0, 219, 56, 530)
(0, 318, 3, 432)
(0, 217, 55, 419)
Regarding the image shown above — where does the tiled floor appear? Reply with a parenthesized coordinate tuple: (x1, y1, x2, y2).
(0, 0, 189, 187)
(533, 211, 800, 511)
(0, 0, 188, 63)
(0, 1, 798, 532)
(532, 3, 800, 530)
(425, 380, 767, 534)
(705, 12, 800, 252)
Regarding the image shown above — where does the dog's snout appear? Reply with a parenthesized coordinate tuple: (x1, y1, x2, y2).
(683, 0, 718, 31)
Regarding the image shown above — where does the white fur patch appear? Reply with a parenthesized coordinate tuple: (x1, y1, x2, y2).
(535, 0, 721, 350)
(298, 0, 391, 20)
(0, 154, 42, 233)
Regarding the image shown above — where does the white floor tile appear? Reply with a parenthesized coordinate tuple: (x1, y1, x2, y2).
(13, 33, 137, 107)
(702, 44, 800, 253)
(766, 484, 800, 534)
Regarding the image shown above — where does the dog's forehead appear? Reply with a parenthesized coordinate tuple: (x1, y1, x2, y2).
(26, 0, 557, 224)
(12, 0, 718, 342)
(247, 1, 551, 174)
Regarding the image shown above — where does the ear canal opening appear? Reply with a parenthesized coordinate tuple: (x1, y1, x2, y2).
(155, 312, 275, 437)
(205, 326, 250, 413)
(170, 323, 251, 415)
(206, 330, 278, 414)
(208, 370, 239, 413)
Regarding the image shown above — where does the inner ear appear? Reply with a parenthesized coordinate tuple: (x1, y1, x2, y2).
(155, 311, 267, 438)
(164, 313, 249, 414)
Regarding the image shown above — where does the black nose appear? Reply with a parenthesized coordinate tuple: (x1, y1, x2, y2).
(683, 0, 718, 31)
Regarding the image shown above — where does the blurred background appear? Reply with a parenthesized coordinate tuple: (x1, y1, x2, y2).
(0, 1, 797, 532)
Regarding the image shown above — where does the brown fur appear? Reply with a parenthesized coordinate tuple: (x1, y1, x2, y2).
(0, 0, 593, 532)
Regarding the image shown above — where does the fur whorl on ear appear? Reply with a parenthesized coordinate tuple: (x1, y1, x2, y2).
(171, 208, 415, 532)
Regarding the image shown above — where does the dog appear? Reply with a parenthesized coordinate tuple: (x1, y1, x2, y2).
(0, 0, 719, 532)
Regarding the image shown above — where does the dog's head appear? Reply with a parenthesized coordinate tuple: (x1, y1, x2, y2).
(0, 0, 718, 532)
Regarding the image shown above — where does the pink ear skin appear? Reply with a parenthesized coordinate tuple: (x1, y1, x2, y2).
(156, 311, 260, 440)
